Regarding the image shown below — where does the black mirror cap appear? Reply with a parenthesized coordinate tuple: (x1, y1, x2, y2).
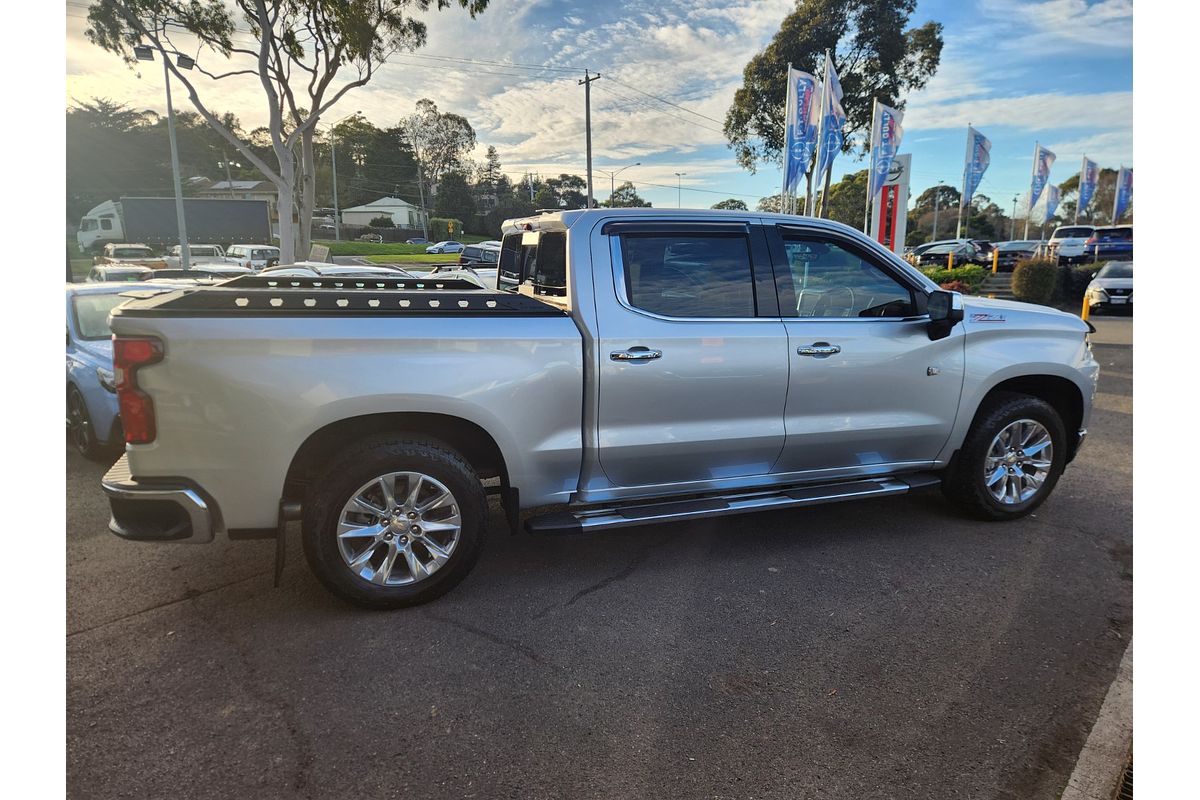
(927, 290, 964, 341)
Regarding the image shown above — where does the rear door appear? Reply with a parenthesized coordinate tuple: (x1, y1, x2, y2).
(594, 222, 789, 489)
(767, 224, 964, 476)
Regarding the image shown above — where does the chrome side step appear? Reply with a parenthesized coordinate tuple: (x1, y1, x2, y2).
(526, 473, 941, 535)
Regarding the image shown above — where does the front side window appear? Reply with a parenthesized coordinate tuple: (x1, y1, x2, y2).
(100, 218, 113, 230)
(81, 219, 97, 232)
(619, 233, 755, 318)
(779, 235, 915, 318)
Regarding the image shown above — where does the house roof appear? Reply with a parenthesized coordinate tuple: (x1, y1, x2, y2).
(202, 180, 275, 192)
(343, 196, 418, 212)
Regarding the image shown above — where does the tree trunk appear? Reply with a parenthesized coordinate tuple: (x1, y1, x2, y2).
(275, 155, 297, 265)
(298, 128, 316, 259)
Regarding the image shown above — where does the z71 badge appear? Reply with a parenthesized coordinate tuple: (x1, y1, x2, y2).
(970, 312, 1006, 323)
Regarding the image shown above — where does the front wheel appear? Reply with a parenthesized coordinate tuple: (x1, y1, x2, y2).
(302, 436, 488, 608)
(942, 392, 1067, 521)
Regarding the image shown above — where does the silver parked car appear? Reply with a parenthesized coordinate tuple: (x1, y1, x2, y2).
(1084, 261, 1132, 314)
(102, 209, 1098, 608)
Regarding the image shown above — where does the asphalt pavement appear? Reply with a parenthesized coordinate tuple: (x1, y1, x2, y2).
(66, 316, 1132, 799)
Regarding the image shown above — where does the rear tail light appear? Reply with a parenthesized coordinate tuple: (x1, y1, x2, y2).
(1085, 236, 1097, 245)
(112, 336, 164, 444)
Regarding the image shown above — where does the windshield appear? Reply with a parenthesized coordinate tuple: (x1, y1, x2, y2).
(1097, 263, 1133, 279)
(998, 241, 1037, 251)
(112, 248, 153, 259)
(1052, 227, 1093, 239)
(1096, 227, 1133, 241)
(190, 246, 220, 256)
(72, 294, 128, 339)
(252, 249, 279, 259)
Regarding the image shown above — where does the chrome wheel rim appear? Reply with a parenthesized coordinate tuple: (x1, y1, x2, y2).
(984, 419, 1054, 505)
(335, 471, 461, 587)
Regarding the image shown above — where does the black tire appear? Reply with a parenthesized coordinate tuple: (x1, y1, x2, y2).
(941, 391, 1067, 521)
(302, 435, 488, 609)
(67, 386, 111, 461)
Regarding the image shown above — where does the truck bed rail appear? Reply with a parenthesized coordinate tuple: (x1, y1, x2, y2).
(110, 277, 566, 318)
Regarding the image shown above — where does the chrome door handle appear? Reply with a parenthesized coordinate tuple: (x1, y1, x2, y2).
(797, 343, 841, 357)
(610, 347, 662, 361)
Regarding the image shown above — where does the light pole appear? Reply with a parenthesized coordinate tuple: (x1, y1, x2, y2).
(675, 172, 687, 208)
(597, 162, 640, 206)
(136, 44, 191, 269)
(1010, 195, 1019, 240)
(325, 110, 360, 242)
(932, 180, 942, 240)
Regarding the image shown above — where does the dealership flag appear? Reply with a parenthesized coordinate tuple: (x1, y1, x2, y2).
(1076, 157, 1100, 222)
(1042, 184, 1061, 224)
(814, 54, 846, 182)
(867, 101, 905, 199)
(783, 67, 821, 197)
(1028, 143, 1057, 211)
(1112, 166, 1133, 221)
(962, 126, 991, 205)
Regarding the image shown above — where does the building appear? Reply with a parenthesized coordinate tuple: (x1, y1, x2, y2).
(340, 196, 424, 228)
(197, 180, 279, 216)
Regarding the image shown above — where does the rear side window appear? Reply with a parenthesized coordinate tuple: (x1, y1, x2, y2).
(1098, 227, 1132, 241)
(499, 232, 567, 296)
(619, 233, 756, 318)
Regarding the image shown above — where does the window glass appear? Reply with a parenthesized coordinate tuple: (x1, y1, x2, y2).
(73, 294, 127, 339)
(781, 236, 914, 318)
(498, 231, 567, 296)
(81, 219, 97, 232)
(619, 233, 755, 318)
(100, 218, 113, 230)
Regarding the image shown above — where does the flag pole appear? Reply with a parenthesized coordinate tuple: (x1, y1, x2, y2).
(1112, 164, 1122, 223)
(781, 62, 794, 215)
(1074, 155, 1084, 224)
(813, 50, 830, 218)
(1024, 140, 1038, 240)
(863, 98, 877, 234)
(955, 124, 970, 240)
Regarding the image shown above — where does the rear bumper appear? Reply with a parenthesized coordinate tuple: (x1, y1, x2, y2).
(101, 454, 216, 543)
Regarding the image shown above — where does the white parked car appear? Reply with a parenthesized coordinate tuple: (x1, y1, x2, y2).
(425, 240, 465, 254)
(224, 244, 281, 271)
(163, 244, 226, 268)
(1046, 225, 1095, 265)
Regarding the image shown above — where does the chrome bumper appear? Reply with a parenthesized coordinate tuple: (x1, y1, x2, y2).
(101, 454, 215, 543)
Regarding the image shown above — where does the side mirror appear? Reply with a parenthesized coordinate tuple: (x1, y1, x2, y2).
(927, 290, 964, 341)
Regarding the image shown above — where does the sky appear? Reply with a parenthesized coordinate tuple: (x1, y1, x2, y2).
(64, 0, 1133, 214)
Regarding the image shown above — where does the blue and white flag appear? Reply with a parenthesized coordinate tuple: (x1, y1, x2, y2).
(1042, 184, 1061, 224)
(867, 101, 904, 199)
(783, 68, 821, 195)
(1112, 166, 1133, 221)
(814, 56, 846, 181)
(1028, 143, 1056, 211)
(1077, 157, 1100, 215)
(962, 126, 991, 205)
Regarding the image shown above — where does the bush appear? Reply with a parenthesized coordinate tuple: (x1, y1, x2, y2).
(1011, 258, 1058, 305)
(939, 280, 971, 294)
(367, 215, 395, 228)
(920, 264, 987, 293)
(429, 217, 464, 241)
(1054, 262, 1104, 306)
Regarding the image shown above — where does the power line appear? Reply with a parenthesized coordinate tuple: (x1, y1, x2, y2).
(605, 76, 725, 126)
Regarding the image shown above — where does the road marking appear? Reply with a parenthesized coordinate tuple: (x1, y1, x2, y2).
(1060, 640, 1132, 800)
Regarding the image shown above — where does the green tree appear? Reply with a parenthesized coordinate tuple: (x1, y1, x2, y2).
(85, 0, 489, 264)
(1056, 167, 1122, 225)
(545, 174, 588, 208)
(533, 186, 559, 209)
(433, 170, 477, 221)
(724, 0, 943, 174)
(813, 169, 868, 227)
(712, 198, 748, 210)
(399, 98, 477, 203)
(602, 181, 651, 208)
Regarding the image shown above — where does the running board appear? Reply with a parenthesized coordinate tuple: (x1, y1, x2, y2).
(526, 473, 941, 535)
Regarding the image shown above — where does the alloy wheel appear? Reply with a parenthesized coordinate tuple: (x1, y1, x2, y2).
(983, 418, 1054, 505)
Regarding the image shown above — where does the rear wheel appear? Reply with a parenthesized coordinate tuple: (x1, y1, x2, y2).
(302, 436, 487, 608)
(67, 386, 110, 461)
(942, 392, 1067, 521)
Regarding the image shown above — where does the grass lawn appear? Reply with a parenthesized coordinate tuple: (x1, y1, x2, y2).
(315, 233, 491, 256)
(364, 254, 459, 265)
(67, 238, 92, 281)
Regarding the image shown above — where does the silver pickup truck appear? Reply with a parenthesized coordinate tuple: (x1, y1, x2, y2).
(102, 209, 1099, 608)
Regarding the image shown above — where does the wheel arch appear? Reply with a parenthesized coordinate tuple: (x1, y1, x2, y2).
(970, 374, 1085, 461)
(282, 412, 509, 503)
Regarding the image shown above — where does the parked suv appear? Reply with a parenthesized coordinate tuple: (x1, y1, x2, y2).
(1084, 225, 1133, 262)
(1047, 225, 1095, 265)
(224, 244, 281, 270)
(457, 242, 500, 267)
(102, 210, 1098, 608)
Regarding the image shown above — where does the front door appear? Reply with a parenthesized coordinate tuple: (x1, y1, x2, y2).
(768, 225, 965, 477)
(594, 223, 789, 490)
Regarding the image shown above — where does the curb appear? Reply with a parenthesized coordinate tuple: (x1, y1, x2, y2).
(1061, 640, 1133, 800)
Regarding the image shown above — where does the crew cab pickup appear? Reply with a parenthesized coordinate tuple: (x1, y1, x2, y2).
(102, 209, 1099, 608)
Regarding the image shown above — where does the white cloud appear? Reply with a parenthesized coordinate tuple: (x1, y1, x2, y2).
(904, 90, 1131, 131)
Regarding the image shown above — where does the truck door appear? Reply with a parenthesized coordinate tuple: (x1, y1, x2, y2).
(767, 224, 965, 476)
(594, 222, 789, 489)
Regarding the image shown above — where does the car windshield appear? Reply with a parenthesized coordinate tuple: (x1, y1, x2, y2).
(1053, 227, 1092, 239)
(112, 248, 152, 259)
(1097, 263, 1133, 279)
(72, 294, 128, 339)
(925, 243, 965, 254)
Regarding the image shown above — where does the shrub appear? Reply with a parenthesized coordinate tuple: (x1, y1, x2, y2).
(1011, 258, 1058, 305)
(920, 264, 987, 293)
(1054, 262, 1104, 305)
(429, 217, 464, 241)
(367, 215, 395, 228)
(939, 280, 971, 294)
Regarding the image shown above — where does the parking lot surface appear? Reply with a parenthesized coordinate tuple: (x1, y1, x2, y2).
(67, 317, 1132, 799)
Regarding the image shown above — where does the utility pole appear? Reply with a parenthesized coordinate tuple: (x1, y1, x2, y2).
(579, 70, 601, 208)
(675, 172, 687, 208)
(162, 54, 190, 270)
(932, 180, 942, 240)
(221, 152, 236, 198)
(331, 136, 341, 242)
(1010, 195, 1018, 240)
(416, 161, 429, 240)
